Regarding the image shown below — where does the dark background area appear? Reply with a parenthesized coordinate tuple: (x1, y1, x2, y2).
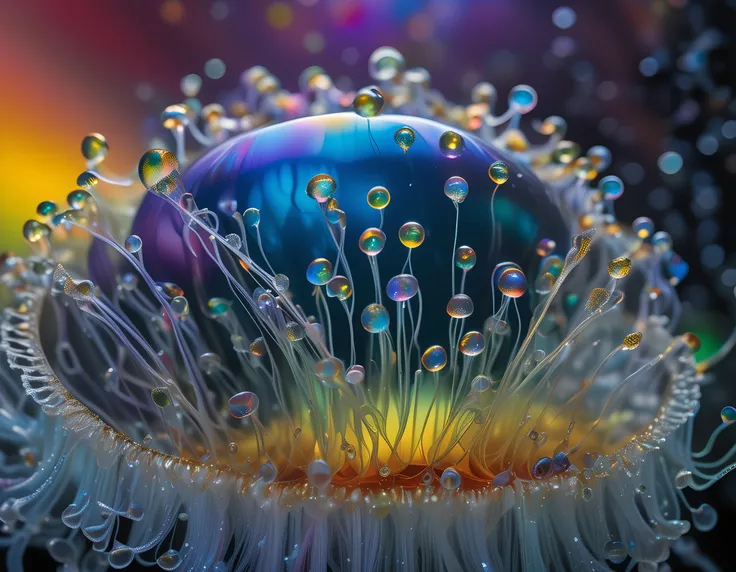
(2, 0, 735, 570)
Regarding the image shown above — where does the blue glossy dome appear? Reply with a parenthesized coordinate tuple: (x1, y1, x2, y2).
(131, 113, 569, 346)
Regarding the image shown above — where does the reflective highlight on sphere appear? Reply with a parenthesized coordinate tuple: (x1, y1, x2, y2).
(633, 217, 654, 239)
(81, 132, 109, 162)
(359, 227, 386, 255)
(439, 130, 465, 158)
(369, 47, 405, 81)
(353, 86, 385, 118)
(446, 294, 474, 318)
(326, 276, 352, 300)
(306, 174, 337, 203)
(444, 176, 469, 202)
(398, 222, 425, 248)
(306, 258, 333, 285)
(421, 345, 447, 371)
(386, 274, 419, 302)
(498, 268, 527, 298)
(394, 127, 416, 152)
(508, 85, 538, 114)
(366, 186, 390, 209)
(599, 175, 624, 200)
(489, 161, 510, 184)
(315, 358, 345, 388)
(138, 149, 179, 190)
(454, 245, 476, 270)
(361, 303, 390, 333)
(722, 406, 736, 424)
(459, 331, 485, 356)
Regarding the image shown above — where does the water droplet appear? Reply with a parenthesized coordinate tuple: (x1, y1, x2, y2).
(361, 304, 390, 333)
(488, 161, 509, 184)
(422, 346, 447, 372)
(306, 258, 333, 285)
(359, 227, 386, 255)
(386, 274, 419, 302)
(439, 131, 465, 158)
(307, 459, 333, 488)
(498, 268, 527, 297)
(306, 174, 337, 203)
(447, 294, 474, 318)
(398, 222, 425, 248)
(353, 86, 384, 117)
(440, 467, 462, 490)
(603, 540, 627, 564)
(157, 549, 182, 571)
(228, 391, 259, 418)
(444, 176, 469, 202)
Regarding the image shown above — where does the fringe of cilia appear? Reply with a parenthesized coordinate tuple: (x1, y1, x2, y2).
(0, 283, 703, 571)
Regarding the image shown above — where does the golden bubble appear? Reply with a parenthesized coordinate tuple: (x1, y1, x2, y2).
(306, 174, 337, 203)
(394, 127, 416, 152)
(249, 337, 266, 356)
(623, 332, 643, 350)
(367, 186, 391, 210)
(76, 171, 99, 190)
(439, 131, 465, 158)
(353, 86, 385, 118)
(421, 345, 447, 372)
(81, 133, 108, 162)
(585, 288, 611, 312)
(398, 222, 425, 248)
(488, 161, 509, 185)
(608, 257, 631, 279)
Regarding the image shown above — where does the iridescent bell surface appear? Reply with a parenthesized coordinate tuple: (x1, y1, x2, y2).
(130, 113, 569, 348)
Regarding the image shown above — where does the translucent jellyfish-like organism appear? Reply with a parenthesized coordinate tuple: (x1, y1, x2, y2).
(2, 47, 735, 571)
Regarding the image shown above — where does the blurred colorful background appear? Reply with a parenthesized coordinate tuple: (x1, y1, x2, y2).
(1, 1, 735, 567)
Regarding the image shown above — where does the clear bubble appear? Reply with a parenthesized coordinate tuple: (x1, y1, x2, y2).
(386, 274, 419, 302)
(361, 304, 390, 333)
(157, 549, 182, 571)
(471, 375, 491, 392)
(674, 469, 693, 489)
(446, 294, 474, 318)
(228, 391, 259, 418)
(394, 127, 416, 152)
(353, 86, 385, 118)
(454, 246, 476, 270)
(692, 503, 717, 532)
(357, 228, 386, 257)
(440, 467, 461, 490)
(444, 176, 469, 202)
(138, 149, 179, 191)
(81, 133, 109, 162)
(439, 131, 465, 158)
(346, 364, 365, 385)
(306, 258, 333, 285)
(285, 321, 305, 342)
(422, 345, 447, 372)
(306, 174, 337, 203)
(368, 47, 405, 81)
(398, 222, 425, 248)
(367, 186, 390, 209)
(459, 331, 485, 356)
(124, 235, 142, 254)
(315, 357, 345, 388)
(488, 161, 509, 184)
(603, 540, 626, 564)
(326, 275, 353, 300)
